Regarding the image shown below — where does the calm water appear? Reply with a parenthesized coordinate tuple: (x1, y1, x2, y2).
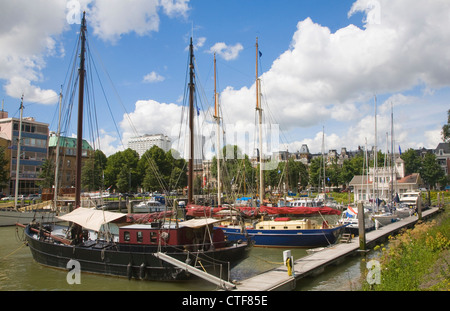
(0, 225, 371, 291)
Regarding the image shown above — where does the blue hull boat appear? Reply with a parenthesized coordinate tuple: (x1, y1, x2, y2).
(218, 218, 347, 248)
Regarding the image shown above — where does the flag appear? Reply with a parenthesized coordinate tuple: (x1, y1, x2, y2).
(259, 51, 262, 58)
(399, 145, 402, 155)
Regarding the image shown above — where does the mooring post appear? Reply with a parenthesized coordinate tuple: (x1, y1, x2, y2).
(417, 195, 422, 220)
(357, 201, 366, 251)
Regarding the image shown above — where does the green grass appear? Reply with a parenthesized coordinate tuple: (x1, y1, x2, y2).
(362, 207, 450, 291)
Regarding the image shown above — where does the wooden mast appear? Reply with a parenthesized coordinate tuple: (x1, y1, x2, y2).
(214, 53, 221, 207)
(75, 12, 86, 209)
(188, 37, 195, 204)
(14, 95, 24, 210)
(256, 37, 264, 205)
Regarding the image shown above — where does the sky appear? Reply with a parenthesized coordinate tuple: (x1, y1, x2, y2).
(0, 0, 449, 160)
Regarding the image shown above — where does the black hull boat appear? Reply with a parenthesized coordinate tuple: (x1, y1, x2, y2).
(18, 14, 251, 288)
(21, 215, 250, 283)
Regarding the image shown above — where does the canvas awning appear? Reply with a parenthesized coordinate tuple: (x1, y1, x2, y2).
(178, 218, 225, 229)
(57, 207, 127, 231)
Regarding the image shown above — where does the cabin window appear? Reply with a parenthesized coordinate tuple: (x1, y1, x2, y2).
(150, 232, 157, 243)
(283, 226, 288, 229)
(296, 226, 301, 229)
(124, 231, 130, 242)
(271, 226, 276, 229)
(137, 231, 143, 243)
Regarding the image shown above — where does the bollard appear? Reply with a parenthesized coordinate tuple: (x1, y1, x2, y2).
(357, 201, 366, 251)
(283, 250, 294, 277)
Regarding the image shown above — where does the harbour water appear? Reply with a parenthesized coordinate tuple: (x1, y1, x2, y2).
(1, 225, 371, 291)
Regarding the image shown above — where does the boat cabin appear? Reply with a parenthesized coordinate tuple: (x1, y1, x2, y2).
(119, 218, 226, 248)
(119, 224, 190, 245)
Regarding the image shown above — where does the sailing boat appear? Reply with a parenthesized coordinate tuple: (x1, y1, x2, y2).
(216, 38, 347, 247)
(17, 14, 249, 286)
(0, 96, 60, 227)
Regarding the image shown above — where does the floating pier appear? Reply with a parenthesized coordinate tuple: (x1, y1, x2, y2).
(231, 207, 441, 291)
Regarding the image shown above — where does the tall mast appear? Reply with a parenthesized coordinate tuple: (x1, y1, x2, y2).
(214, 53, 221, 207)
(53, 87, 63, 210)
(390, 102, 394, 201)
(188, 37, 195, 204)
(14, 95, 24, 210)
(256, 37, 264, 206)
(322, 126, 325, 193)
(75, 12, 86, 209)
(373, 95, 378, 211)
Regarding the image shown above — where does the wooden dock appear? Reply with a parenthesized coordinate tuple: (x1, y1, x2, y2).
(232, 207, 441, 291)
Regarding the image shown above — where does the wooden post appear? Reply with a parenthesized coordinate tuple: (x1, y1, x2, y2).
(357, 201, 366, 251)
(126, 197, 131, 214)
(417, 195, 422, 220)
(118, 196, 122, 213)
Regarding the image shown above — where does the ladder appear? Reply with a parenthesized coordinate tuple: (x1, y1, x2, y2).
(153, 252, 236, 290)
(340, 233, 352, 243)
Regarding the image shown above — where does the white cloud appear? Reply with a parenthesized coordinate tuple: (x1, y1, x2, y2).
(0, 0, 67, 105)
(143, 71, 165, 83)
(114, 0, 450, 155)
(208, 42, 244, 61)
(217, 0, 450, 152)
(86, 0, 190, 43)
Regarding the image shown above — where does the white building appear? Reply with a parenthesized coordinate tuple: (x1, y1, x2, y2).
(350, 157, 422, 202)
(127, 134, 171, 157)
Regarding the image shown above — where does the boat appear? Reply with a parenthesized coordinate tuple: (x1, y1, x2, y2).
(399, 191, 421, 210)
(218, 217, 347, 248)
(338, 204, 375, 235)
(0, 203, 60, 227)
(132, 198, 165, 213)
(18, 209, 248, 283)
(17, 14, 250, 286)
(214, 39, 347, 248)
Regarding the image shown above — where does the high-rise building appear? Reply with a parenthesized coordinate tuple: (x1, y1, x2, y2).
(127, 134, 171, 157)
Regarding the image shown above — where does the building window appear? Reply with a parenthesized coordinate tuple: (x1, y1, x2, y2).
(124, 231, 130, 242)
(137, 231, 143, 243)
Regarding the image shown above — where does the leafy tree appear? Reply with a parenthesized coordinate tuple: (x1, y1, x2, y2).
(309, 156, 324, 188)
(211, 145, 255, 195)
(37, 159, 55, 188)
(138, 146, 187, 192)
(104, 148, 139, 192)
(401, 148, 422, 175)
(340, 154, 364, 185)
(81, 150, 107, 191)
(442, 109, 450, 142)
(0, 146, 9, 189)
(420, 153, 445, 189)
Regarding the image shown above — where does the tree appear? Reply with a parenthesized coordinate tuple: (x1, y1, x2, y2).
(0, 146, 9, 189)
(442, 109, 450, 142)
(138, 146, 187, 192)
(401, 148, 422, 175)
(420, 153, 445, 189)
(308, 156, 323, 188)
(340, 154, 364, 185)
(104, 148, 139, 193)
(37, 159, 55, 188)
(81, 150, 107, 191)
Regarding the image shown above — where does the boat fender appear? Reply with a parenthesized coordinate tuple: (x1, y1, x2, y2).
(139, 263, 146, 280)
(127, 263, 132, 280)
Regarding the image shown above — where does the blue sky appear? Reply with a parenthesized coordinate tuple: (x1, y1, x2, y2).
(1, 0, 449, 158)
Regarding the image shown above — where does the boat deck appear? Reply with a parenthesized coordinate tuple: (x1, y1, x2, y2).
(231, 207, 441, 291)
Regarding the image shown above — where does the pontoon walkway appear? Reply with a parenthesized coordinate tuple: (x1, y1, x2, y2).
(232, 207, 440, 291)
